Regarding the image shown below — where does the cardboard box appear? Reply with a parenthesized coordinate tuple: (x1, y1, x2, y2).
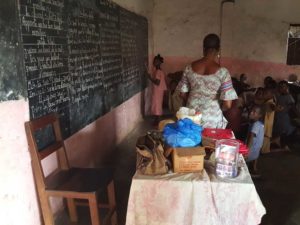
(172, 146, 205, 173)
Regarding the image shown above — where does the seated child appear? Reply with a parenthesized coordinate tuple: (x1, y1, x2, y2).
(167, 71, 184, 113)
(168, 79, 184, 113)
(253, 87, 265, 105)
(264, 76, 277, 90)
(242, 87, 263, 124)
(245, 105, 265, 175)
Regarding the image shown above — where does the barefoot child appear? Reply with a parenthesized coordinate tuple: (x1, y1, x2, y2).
(146, 54, 167, 125)
(246, 105, 265, 175)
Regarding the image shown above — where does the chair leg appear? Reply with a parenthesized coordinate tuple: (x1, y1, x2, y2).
(89, 194, 101, 225)
(108, 181, 117, 225)
(67, 198, 78, 222)
(39, 193, 55, 225)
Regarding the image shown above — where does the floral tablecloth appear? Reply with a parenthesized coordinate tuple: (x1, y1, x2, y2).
(126, 157, 266, 225)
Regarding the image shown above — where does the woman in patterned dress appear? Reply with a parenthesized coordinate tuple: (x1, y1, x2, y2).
(177, 34, 237, 128)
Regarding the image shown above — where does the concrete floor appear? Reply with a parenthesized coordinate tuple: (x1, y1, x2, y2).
(55, 118, 152, 225)
(56, 118, 300, 225)
(254, 151, 300, 225)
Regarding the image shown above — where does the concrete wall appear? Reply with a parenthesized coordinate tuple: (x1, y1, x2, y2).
(0, 1, 153, 225)
(0, 100, 42, 225)
(153, 0, 300, 86)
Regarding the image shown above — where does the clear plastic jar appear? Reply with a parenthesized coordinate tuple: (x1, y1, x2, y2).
(215, 139, 240, 178)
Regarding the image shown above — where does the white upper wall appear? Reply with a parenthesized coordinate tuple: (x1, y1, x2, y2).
(152, 0, 219, 58)
(153, 0, 300, 63)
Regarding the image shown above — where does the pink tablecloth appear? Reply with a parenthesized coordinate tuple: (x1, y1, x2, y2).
(126, 156, 266, 225)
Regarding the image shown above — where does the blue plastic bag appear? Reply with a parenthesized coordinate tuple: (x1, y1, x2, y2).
(163, 118, 203, 147)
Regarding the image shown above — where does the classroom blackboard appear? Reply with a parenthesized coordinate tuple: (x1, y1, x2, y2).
(18, 0, 148, 138)
(0, 1, 26, 101)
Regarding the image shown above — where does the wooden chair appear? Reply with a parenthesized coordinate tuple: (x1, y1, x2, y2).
(25, 113, 117, 225)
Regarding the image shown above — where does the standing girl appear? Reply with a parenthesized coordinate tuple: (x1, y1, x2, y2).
(147, 54, 167, 124)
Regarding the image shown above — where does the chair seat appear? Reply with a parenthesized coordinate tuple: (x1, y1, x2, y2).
(45, 167, 114, 193)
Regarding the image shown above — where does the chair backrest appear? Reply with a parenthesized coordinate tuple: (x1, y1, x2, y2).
(25, 113, 70, 189)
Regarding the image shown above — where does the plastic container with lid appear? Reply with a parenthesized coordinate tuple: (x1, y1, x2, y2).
(215, 139, 240, 179)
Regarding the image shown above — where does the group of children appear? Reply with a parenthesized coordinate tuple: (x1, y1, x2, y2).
(147, 54, 299, 177)
(235, 75, 299, 176)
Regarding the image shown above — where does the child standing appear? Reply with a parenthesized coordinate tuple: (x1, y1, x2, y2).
(246, 105, 265, 175)
(147, 54, 167, 125)
(273, 80, 296, 150)
(261, 88, 276, 154)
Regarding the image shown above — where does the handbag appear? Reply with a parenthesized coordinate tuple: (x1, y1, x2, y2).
(136, 133, 168, 175)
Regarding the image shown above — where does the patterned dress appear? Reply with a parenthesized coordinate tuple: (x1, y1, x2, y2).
(177, 65, 237, 128)
(151, 69, 167, 116)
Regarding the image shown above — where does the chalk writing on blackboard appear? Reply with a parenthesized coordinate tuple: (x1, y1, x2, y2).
(18, 0, 148, 138)
(20, 0, 70, 136)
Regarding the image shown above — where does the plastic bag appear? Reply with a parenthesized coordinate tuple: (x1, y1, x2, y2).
(163, 118, 203, 147)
